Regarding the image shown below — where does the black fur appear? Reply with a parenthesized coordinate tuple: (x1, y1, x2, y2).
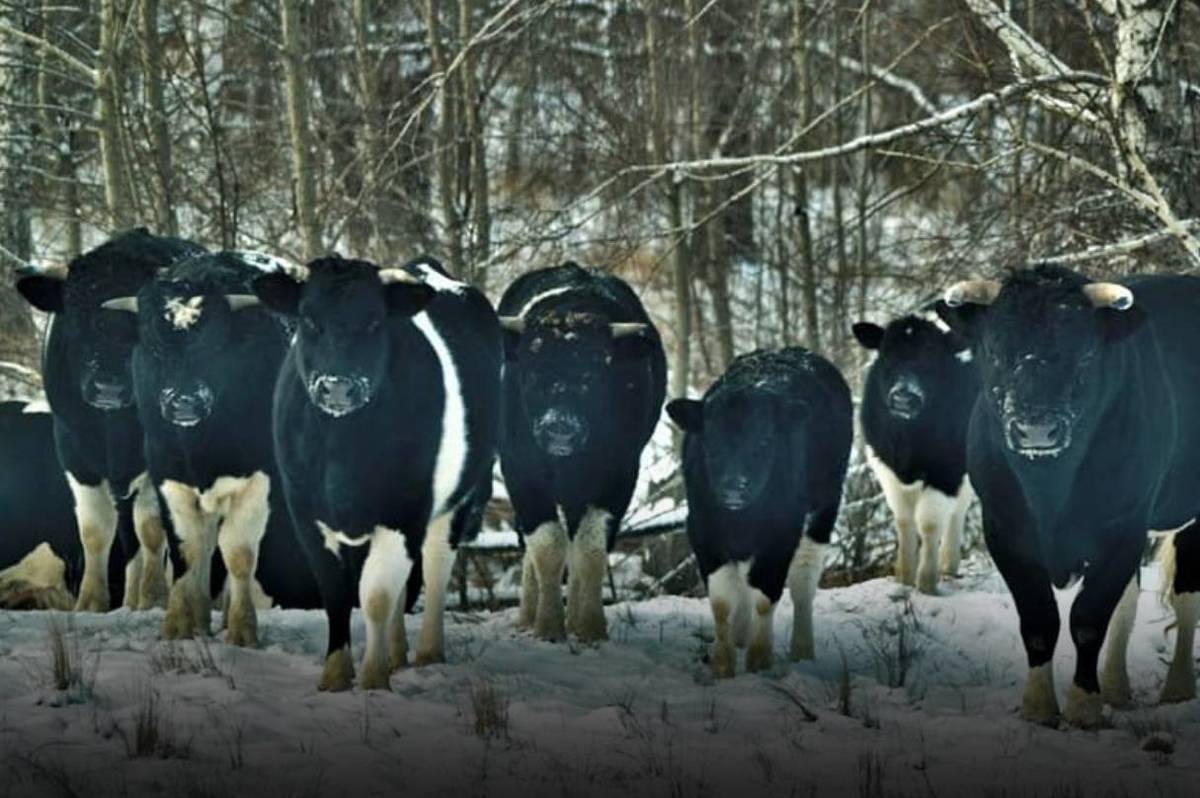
(0, 402, 82, 591)
(131, 252, 319, 609)
(938, 264, 1200, 702)
(668, 348, 852, 601)
(497, 263, 666, 548)
(254, 255, 500, 664)
(15, 228, 205, 607)
(855, 307, 979, 497)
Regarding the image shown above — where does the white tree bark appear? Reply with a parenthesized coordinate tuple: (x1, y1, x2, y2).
(279, 0, 322, 260)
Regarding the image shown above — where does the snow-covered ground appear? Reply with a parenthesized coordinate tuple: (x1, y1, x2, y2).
(1, 558, 1196, 797)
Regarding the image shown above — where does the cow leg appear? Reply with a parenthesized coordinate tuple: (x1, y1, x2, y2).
(870, 458, 919, 587)
(940, 480, 972, 577)
(526, 520, 568, 641)
(389, 583, 409, 672)
(160, 481, 218, 639)
(415, 514, 455, 665)
(1162, 524, 1200, 703)
(787, 536, 827, 661)
(516, 551, 538, 629)
(707, 561, 748, 679)
(567, 507, 611, 643)
(1065, 537, 1143, 728)
(915, 489, 955, 595)
(358, 527, 412, 690)
(122, 549, 143, 610)
(215, 473, 270, 648)
(988, 523, 1062, 725)
(1099, 576, 1139, 708)
(66, 475, 118, 613)
(131, 473, 170, 610)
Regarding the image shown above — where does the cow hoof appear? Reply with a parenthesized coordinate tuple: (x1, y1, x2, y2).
(916, 576, 939, 596)
(74, 584, 109, 614)
(161, 604, 197, 640)
(225, 619, 258, 648)
(389, 650, 408, 672)
(534, 613, 566, 642)
(574, 615, 608, 645)
(789, 640, 814, 662)
(711, 642, 736, 679)
(745, 643, 773, 674)
(1100, 672, 1133, 709)
(413, 649, 444, 667)
(1020, 675, 1060, 727)
(1159, 669, 1196, 704)
(318, 648, 354, 692)
(359, 662, 392, 691)
(1064, 685, 1106, 729)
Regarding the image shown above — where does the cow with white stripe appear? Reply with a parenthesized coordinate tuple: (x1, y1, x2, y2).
(251, 254, 500, 691)
(497, 263, 666, 643)
(15, 228, 205, 612)
(853, 305, 980, 594)
(102, 250, 321, 645)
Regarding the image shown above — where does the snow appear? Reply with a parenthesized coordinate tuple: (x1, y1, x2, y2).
(1, 559, 1196, 797)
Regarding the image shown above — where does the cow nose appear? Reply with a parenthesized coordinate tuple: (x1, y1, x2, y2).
(1009, 416, 1068, 450)
(886, 378, 924, 418)
(309, 374, 370, 417)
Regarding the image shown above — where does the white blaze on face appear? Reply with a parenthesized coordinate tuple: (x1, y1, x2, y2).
(407, 259, 468, 295)
(412, 312, 468, 517)
(164, 295, 205, 330)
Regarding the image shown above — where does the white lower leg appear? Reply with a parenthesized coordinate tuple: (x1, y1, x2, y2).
(745, 589, 776, 673)
(1100, 577, 1138, 707)
(567, 508, 610, 643)
(122, 550, 143, 610)
(868, 453, 918, 587)
(1161, 592, 1199, 703)
(707, 562, 748, 679)
(788, 537, 826, 661)
(1021, 663, 1061, 725)
(161, 480, 218, 639)
(389, 587, 408, 671)
(517, 551, 538, 628)
(415, 515, 455, 665)
(940, 481, 972, 576)
(915, 490, 956, 595)
(131, 473, 170, 609)
(66, 475, 118, 613)
(359, 527, 411, 690)
(896, 518, 917, 586)
(215, 472, 270, 648)
(526, 521, 568, 641)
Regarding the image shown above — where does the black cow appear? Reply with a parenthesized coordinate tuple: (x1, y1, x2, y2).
(15, 228, 205, 612)
(102, 251, 320, 645)
(853, 307, 979, 594)
(667, 348, 852, 677)
(496, 263, 666, 643)
(938, 265, 1200, 727)
(0, 400, 80, 608)
(252, 255, 500, 691)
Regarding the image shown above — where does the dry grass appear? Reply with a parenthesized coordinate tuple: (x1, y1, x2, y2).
(467, 677, 510, 740)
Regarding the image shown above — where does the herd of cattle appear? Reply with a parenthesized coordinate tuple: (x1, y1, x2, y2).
(0, 227, 1197, 729)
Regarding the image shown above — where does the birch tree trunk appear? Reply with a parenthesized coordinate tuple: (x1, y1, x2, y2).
(792, 0, 821, 353)
(279, 0, 322, 259)
(351, 0, 384, 260)
(459, 0, 491, 288)
(424, 0, 464, 273)
(98, 0, 132, 230)
(139, 0, 176, 235)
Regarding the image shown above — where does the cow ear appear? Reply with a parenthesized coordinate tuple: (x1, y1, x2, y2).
(1101, 303, 1148, 343)
(16, 273, 65, 313)
(851, 322, 884, 350)
(934, 301, 988, 342)
(383, 282, 437, 317)
(666, 399, 703, 433)
(252, 271, 303, 315)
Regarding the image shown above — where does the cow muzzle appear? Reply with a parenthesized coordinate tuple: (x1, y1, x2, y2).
(886, 376, 925, 420)
(160, 383, 214, 427)
(308, 374, 371, 417)
(533, 408, 589, 457)
(85, 377, 133, 411)
(1005, 412, 1072, 458)
(715, 474, 754, 511)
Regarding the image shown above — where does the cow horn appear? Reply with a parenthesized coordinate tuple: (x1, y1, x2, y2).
(944, 279, 1001, 307)
(101, 296, 139, 313)
(498, 316, 525, 334)
(225, 294, 260, 311)
(378, 268, 422, 285)
(1081, 282, 1134, 311)
(610, 322, 648, 338)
